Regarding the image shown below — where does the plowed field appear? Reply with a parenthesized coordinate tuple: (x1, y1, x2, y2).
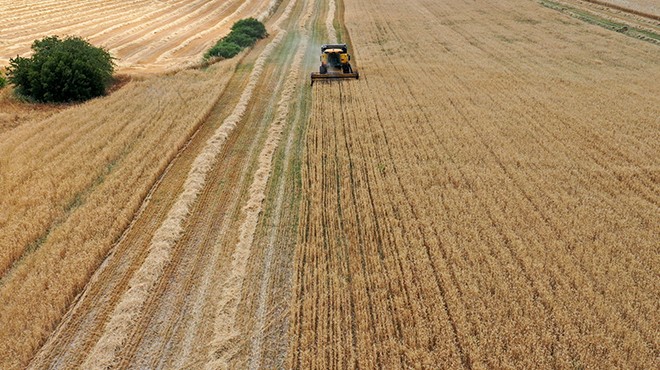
(0, 0, 657, 369)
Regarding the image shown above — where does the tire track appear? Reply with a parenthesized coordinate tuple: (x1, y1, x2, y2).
(326, 0, 338, 43)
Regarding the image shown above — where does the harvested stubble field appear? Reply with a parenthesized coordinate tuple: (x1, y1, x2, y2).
(0, 0, 276, 73)
(0, 0, 658, 369)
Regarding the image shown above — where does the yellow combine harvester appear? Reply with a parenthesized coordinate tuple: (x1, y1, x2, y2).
(310, 43, 359, 85)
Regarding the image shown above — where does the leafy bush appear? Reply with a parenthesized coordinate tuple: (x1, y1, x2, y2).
(231, 18, 267, 40)
(224, 32, 257, 48)
(205, 18, 267, 60)
(206, 41, 242, 59)
(7, 36, 114, 103)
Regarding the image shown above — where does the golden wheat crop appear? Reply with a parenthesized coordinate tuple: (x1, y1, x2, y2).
(0, 59, 242, 368)
(289, 0, 659, 368)
(6, 0, 308, 367)
(1, 0, 658, 368)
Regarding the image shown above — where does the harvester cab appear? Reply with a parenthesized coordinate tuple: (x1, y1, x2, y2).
(310, 43, 359, 85)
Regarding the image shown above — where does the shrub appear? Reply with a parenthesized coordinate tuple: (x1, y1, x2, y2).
(204, 18, 267, 60)
(224, 32, 257, 48)
(7, 35, 114, 103)
(205, 41, 242, 59)
(231, 18, 267, 40)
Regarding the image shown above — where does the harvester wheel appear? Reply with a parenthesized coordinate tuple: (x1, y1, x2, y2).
(320, 65, 327, 74)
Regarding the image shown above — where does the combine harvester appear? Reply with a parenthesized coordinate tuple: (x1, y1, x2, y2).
(310, 43, 359, 85)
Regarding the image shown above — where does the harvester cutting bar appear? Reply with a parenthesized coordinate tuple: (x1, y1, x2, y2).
(310, 71, 359, 86)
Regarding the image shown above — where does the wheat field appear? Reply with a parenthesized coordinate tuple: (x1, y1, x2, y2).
(0, 60, 247, 367)
(2, 0, 307, 367)
(0, 0, 657, 368)
(290, 0, 659, 368)
(0, 0, 276, 73)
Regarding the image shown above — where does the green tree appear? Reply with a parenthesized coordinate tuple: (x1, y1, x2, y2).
(7, 36, 114, 103)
